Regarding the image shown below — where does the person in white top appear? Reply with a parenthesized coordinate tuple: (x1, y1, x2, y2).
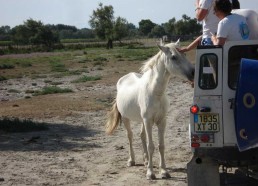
(198, 0, 220, 43)
(211, 0, 250, 45)
(230, 0, 258, 40)
(178, 0, 220, 52)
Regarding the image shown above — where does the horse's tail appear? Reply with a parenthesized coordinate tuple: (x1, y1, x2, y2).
(106, 100, 121, 135)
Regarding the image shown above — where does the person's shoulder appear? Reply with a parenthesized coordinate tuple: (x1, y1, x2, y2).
(219, 17, 230, 26)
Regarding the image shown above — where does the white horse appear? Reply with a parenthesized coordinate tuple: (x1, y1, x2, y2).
(106, 40, 194, 180)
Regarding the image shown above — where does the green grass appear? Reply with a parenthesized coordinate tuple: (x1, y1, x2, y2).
(72, 75, 102, 83)
(50, 61, 67, 72)
(0, 43, 159, 80)
(0, 117, 48, 133)
(33, 86, 73, 96)
(0, 40, 13, 46)
(0, 64, 15, 69)
(0, 76, 7, 81)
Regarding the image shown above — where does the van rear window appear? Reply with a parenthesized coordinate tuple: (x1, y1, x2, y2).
(228, 45, 258, 90)
(199, 54, 218, 90)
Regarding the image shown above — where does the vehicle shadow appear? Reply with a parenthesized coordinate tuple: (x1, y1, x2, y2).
(220, 170, 258, 186)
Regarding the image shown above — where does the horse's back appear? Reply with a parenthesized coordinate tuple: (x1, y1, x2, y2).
(117, 72, 142, 89)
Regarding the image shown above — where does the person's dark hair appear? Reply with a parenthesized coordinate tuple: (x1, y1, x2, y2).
(214, 0, 232, 14)
(231, 0, 240, 9)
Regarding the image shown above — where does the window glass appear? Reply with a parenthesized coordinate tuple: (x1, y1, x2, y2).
(199, 54, 218, 89)
(228, 45, 258, 89)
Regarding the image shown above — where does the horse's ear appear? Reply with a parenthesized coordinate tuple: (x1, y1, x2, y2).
(175, 39, 180, 47)
(159, 38, 165, 46)
(158, 45, 170, 54)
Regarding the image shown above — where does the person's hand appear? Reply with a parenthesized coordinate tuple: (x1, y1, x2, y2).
(211, 35, 217, 45)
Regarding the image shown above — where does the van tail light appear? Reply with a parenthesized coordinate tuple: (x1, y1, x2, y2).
(191, 142, 200, 148)
(190, 105, 199, 114)
(201, 134, 210, 143)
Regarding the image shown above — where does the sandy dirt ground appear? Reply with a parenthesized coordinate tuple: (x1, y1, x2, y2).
(0, 71, 194, 186)
(1, 52, 258, 186)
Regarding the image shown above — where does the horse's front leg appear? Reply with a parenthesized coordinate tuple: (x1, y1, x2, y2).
(157, 118, 171, 179)
(143, 119, 156, 180)
(140, 123, 148, 166)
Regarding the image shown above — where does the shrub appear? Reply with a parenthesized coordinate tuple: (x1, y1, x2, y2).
(0, 64, 15, 69)
(72, 75, 101, 83)
(33, 86, 73, 96)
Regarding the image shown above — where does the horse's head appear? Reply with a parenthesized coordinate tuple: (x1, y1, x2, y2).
(158, 40, 194, 82)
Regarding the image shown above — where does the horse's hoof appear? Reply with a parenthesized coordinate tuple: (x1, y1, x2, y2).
(127, 161, 135, 167)
(146, 173, 156, 180)
(161, 172, 171, 179)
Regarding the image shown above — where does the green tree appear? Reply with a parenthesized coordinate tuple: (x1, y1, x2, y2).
(138, 19, 156, 36)
(11, 24, 30, 44)
(0, 26, 11, 40)
(11, 19, 59, 48)
(113, 17, 129, 42)
(150, 25, 165, 38)
(174, 14, 201, 35)
(89, 3, 129, 49)
(162, 18, 176, 36)
(32, 25, 59, 48)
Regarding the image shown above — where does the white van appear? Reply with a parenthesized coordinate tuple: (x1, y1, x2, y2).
(187, 40, 258, 186)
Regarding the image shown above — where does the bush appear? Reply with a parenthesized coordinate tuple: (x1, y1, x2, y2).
(33, 86, 73, 96)
(72, 75, 101, 83)
(0, 64, 15, 69)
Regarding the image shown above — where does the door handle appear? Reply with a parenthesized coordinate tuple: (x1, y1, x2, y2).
(228, 98, 235, 110)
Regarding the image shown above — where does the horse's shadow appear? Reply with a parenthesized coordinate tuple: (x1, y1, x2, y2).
(133, 164, 187, 181)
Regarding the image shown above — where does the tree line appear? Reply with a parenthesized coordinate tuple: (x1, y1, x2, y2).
(0, 3, 201, 50)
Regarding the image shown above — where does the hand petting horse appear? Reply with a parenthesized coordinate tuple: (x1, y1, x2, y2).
(106, 40, 194, 180)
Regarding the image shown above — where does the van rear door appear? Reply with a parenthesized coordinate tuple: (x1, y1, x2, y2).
(190, 46, 223, 148)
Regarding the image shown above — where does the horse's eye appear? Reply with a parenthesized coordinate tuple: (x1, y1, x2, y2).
(171, 55, 177, 60)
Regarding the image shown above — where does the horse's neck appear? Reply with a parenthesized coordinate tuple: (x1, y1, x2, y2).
(148, 61, 170, 96)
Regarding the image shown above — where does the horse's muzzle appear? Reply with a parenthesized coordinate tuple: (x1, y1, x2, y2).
(188, 68, 195, 82)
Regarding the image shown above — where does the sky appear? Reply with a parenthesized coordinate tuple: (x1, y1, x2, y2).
(0, 0, 257, 29)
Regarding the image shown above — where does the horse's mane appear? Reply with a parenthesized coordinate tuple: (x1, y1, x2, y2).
(140, 42, 177, 74)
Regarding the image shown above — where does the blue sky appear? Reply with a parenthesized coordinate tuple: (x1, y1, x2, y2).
(0, 0, 257, 29)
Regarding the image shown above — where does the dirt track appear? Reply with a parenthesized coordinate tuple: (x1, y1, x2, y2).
(1, 50, 258, 186)
(0, 71, 194, 186)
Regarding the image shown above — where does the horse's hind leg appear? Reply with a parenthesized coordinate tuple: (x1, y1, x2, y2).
(140, 123, 148, 166)
(157, 119, 171, 179)
(123, 117, 135, 166)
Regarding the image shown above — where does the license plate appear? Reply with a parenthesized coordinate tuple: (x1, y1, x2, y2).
(194, 114, 219, 132)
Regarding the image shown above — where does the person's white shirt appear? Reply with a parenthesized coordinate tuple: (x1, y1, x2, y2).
(217, 14, 249, 41)
(199, 0, 220, 38)
(232, 9, 258, 40)
(217, 13, 250, 41)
